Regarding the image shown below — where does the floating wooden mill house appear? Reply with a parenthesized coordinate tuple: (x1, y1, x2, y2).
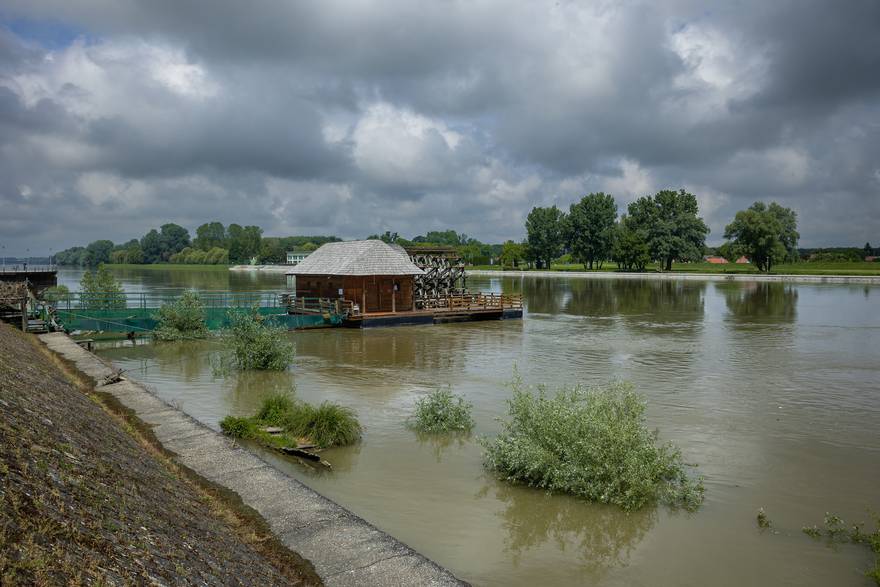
(289, 240, 522, 327)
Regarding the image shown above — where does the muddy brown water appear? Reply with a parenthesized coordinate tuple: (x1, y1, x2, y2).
(60, 267, 880, 586)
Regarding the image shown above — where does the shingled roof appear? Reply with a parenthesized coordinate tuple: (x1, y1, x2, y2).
(288, 240, 424, 276)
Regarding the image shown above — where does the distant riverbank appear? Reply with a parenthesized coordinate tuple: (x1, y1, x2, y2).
(468, 269, 880, 284)
(103, 263, 229, 271)
(228, 264, 293, 273)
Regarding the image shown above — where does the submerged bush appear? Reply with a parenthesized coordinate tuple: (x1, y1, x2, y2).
(220, 392, 361, 449)
(153, 291, 209, 341)
(408, 389, 474, 433)
(801, 512, 880, 584)
(482, 378, 704, 512)
(222, 310, 295, 371)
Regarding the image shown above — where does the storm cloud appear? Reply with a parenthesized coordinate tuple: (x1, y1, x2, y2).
(1, 0, 878, 254)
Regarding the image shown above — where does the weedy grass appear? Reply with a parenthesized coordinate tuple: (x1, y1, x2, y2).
(217, 310, 295, 371)
(408, 389, 475, 434)
(757, 508, 771, 529)
(153, 291, 209, 341)
(219, 416, 256, 439)
(221, 392, 361, 449)
(482, 377, 704, 512)
(801, 512, 880, 584)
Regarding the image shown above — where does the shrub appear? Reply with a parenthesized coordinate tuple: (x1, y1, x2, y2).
(153, 291, 208, 341)
(219, 416, 255, 439)
(224, 310, 295, 371)
(408, 389, 474, 433)
(295, 402, 362, 448)
(482, 378, 704, 511)
(43, 285, 70, 303)
(80, 264, 126, 309)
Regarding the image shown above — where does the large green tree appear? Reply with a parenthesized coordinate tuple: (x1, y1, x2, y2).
(612, 216, 650, 271)
(525, 205, 566, 269)
(227, 224, 263, 263)
(627, 189, 709, 271)
(193, 222, 227, 251)
(565, 193, 617, 270)
(82, 240, 115, 266)
(723, 202, 799, 272)
(159, 223, 191, 261)
(500, 240, 526, 268)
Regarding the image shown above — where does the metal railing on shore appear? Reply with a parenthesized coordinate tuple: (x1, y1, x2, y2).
(0, 264, 57, 273)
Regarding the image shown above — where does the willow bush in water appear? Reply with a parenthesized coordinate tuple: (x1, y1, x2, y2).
(220, 310, 295, 371)
(153, 291, 209, 341)
(408, 389, 474, 433)
(482, 378, 704, 511)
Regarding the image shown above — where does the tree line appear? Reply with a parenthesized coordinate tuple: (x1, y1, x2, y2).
(54, 221, 340, 266)
(510, 189, 801, 273)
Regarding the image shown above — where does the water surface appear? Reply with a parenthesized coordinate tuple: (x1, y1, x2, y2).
(62, 268, 880, 586)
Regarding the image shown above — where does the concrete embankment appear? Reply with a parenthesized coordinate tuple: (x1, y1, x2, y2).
(468, 269, 880, 284)
(39, 333, 466, 587)
(229, 264, 293, 273)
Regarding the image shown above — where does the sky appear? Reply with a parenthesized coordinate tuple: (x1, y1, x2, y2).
(1, 0, 878, 255)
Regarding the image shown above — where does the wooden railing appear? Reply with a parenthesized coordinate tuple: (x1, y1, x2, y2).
(420, 292, 522, 311)
(285, 296, 357, 317)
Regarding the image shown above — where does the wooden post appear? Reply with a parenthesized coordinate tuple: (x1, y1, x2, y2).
(362, 278, 366, 315)
(21, 299, 27, 331)
(392, 285, 396, 314)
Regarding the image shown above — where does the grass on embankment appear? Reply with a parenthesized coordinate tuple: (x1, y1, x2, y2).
(0, 324, 319, 585)
(470, 261, 880, 276)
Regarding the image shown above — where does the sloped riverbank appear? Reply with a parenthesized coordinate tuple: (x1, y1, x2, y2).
(0, 324, 318, 585)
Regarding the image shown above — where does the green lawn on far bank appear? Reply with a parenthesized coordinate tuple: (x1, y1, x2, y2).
(469, 261, 880, 276)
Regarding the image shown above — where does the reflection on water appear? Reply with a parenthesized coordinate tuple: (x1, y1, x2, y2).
(90, 267, 880, 587)
(721, 281, 798, 323)
(415, 431, 472, 463)
(478, 479, 657, 577)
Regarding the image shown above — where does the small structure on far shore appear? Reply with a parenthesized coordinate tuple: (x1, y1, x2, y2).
(285, 250, 312, 266)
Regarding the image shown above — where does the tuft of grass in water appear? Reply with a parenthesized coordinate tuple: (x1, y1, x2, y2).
(757, 508, 771, 529)
(292, 402, 362, 448)
(219, 416, 255, 439)
(220, 392, 361, 449)
(256, 393, 295, 426)
(482, 376, 704, 512)
(153, 291, 209, 341)
(408, 389, 474, 434)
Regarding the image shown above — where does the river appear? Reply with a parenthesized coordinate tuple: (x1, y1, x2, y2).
(58, 266, 880, 586)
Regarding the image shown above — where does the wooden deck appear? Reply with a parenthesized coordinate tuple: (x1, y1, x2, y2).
(343, 293, 523, 328)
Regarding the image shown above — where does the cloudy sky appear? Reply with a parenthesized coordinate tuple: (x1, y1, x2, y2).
(1, 0, 878, 255)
